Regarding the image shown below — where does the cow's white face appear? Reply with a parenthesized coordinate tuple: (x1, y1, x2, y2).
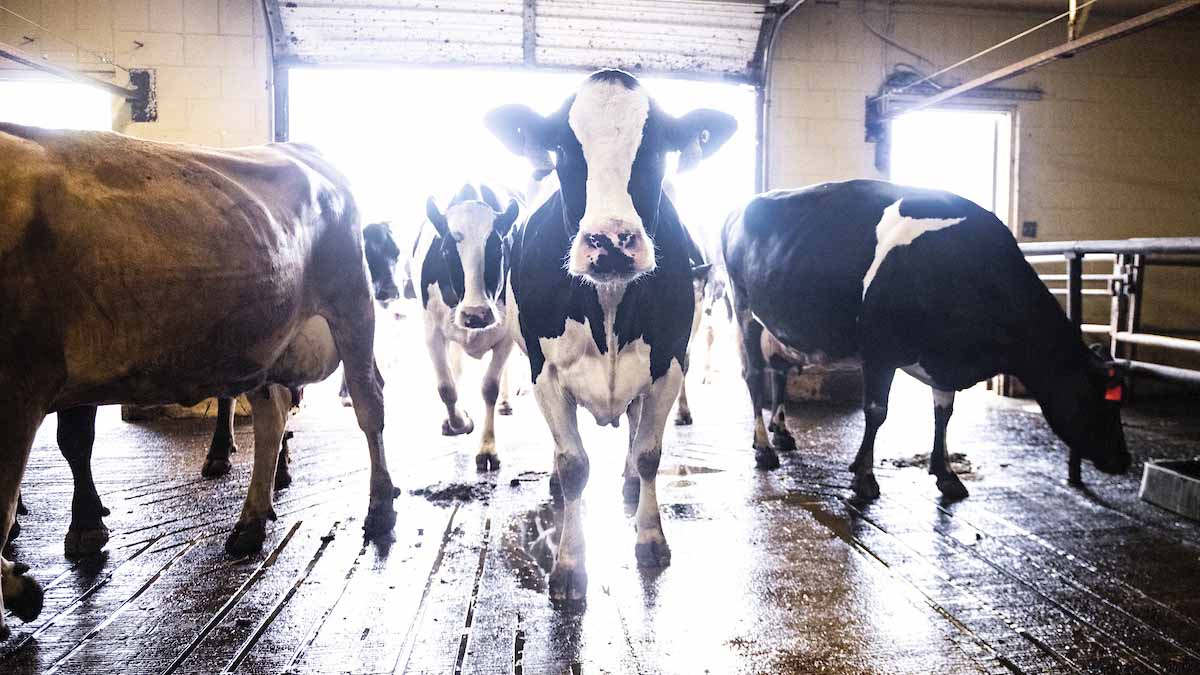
(484, 69, 738, 287)
(426, 187, 518, 331)
(446, 201, 502, 330)
(565, 79, 656, 283)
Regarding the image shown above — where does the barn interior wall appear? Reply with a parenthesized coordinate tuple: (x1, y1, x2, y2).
(768, 2, 1200, 373)
(0, 0, 272, 147)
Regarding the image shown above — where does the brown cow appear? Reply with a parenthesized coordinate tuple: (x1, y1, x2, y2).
(0, 123, 398, 639)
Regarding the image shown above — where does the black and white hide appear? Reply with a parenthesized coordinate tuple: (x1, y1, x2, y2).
(485, 69, 736, 602)
(419, 184, 521, 472)
(722, 180, 1131, 500)
(670, 226, 712, 427)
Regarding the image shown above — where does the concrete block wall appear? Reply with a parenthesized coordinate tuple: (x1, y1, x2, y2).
(0, 0, 272, 148)
(769, 3, 1200, 372)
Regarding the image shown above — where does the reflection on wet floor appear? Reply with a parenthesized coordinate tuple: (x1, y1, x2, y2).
(4, 315, 1200, 673)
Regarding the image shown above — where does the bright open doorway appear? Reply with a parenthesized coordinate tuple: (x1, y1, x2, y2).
(287, 67, 757, 254)
(0, 78, 112, 130)
(889, 108, 1013, 224)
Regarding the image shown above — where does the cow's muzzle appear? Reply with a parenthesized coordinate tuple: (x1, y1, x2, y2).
(458, 305, 495, 330)
(569, 223, 655, 283)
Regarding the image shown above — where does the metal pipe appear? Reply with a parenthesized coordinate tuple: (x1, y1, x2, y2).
(1021, 237, 1200, 256)
(760, 0, 806, 191)
(1119, 360, 1200, 387)
(0, 39, 137, 98)
(1114, 331, 1200, 354)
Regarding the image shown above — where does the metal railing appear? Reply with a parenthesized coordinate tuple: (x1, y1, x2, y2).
(1020, 237, 1200, 388)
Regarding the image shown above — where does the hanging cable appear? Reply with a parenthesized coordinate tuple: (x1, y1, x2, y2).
(892, 0, 1099, 95)
(0, 3, 130, 73)
(859, 0, 938, 68)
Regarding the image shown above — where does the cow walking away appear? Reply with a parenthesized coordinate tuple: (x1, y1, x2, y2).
(485, 69, 736, 602)
(0, 124, 399, 639)
(200, 220, 404, 480)
(723, 180, 1131, 501)
(418, 184, 520, 471)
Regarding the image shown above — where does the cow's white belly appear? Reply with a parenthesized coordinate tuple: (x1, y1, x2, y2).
(425, 281, 508, 358)
(539, 316, 652, 426)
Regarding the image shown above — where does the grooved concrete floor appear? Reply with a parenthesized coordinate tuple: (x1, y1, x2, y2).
(4, 318, 1200, 674)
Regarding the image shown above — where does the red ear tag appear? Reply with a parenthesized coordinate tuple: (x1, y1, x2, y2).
(1105, 383, 1124, 402)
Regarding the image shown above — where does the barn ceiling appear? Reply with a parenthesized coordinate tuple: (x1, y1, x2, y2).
(263, 0, 771, 82)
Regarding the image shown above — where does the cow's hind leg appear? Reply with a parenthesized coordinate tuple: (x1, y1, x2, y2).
(227, 385, 289, 556)
(275, 430, 294, 490)
(534, 377, 589, 603)
(929, 389, 968, 500)
(849, 362, 894, 500)
(58, 406, 111, 557)
(326, 281, 398, 540)
(630, 367, 683, 568)
(202, 397, 239, 478)
(766, 356, 796, 452)
(674, 352, 693, 426)
(733, 310, 777, 469)
(497, 362, 513, 416)
(1, 398, 48, 639)
(8, 494, 26, 545)
(476, 339, 512, 471)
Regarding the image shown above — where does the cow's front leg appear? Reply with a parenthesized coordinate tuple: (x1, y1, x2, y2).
(929, 389, 968, 499)
(533, 376, 589, 603)
(766, 357, 796, 452)
(674, 352, 693, 426)
(849, 362, 895, 500)
(202, 397, 239, 478)
(58, 406, 111, 557)
(630, 366, 683, 568)
(622, 398, 644, 503)
(476, 339, 512, 471)
(227, 384, 290, 556)
(1, 396, 48, 639)
(497, 362, 513, 416)
(427, 330, 474, 436)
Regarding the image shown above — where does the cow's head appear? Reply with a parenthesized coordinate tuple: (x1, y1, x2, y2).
(426, 184, 519, 331)
(1041, 346, 1131, 475)
(363, 221, 403, 315)
(485, 69, 736, 286)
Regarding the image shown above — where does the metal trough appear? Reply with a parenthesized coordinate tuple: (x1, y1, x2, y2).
(1140, 459, 1200, 520)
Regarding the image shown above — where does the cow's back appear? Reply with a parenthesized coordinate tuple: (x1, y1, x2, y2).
(0, 124, 356, 408)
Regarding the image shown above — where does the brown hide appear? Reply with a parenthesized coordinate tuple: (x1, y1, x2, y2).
(0, 124, 365, 410)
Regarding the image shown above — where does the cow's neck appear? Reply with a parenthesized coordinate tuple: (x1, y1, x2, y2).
(595, 280, 628, 401)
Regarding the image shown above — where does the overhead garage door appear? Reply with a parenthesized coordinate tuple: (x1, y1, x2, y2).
(264, 0, 771, 83)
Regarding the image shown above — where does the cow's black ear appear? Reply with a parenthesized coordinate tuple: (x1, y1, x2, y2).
(493, 200, 519, 237)
(485, 104, 555, 156)
(479, 185, 502, 212)
(426, 197, 449, 238)
(671, 109, 737, 165)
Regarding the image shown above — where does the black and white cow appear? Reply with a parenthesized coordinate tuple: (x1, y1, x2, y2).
(723, 179, 1131, 500)
(671, 227, 712, 427)
(485, 69, 736, 602)
(419, 184, 520, 471)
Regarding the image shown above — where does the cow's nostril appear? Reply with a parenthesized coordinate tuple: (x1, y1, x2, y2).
(586, 234, 607, 250)
(617, 232, 638, 249)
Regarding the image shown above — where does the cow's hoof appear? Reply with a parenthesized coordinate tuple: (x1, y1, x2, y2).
(475, 454, 501, 472)
(363, 504, 397, 540)
(548, 564, 587, 603)
(64, 525, 110, 558)
(674, 411, 693, 426)
(755, 447, 781, 470)
(225, 520, 268, 556)
(1067, 476, 1084, 488)
(274, 468, 292, 491)
(771, 432, 797, 452)
(549, 475, 562, 501)
(202, 456, 233, 479)
(7, 519, 19, 543)
(936, 475, 969, 501)
(16, 499, 28, 516)
(497, 401, 513, 416)
(441, 415, 475, 437)
(0, 623, 9, 641)
(340, 395, 354, 408)
(5, 572, 44, 623)
(851, 473, 880, 501)
(621, 476, 640, 504)
(634, 537, 671, 568)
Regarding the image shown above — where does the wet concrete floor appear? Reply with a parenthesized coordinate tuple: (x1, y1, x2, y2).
(4, 317, 1200, 674)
